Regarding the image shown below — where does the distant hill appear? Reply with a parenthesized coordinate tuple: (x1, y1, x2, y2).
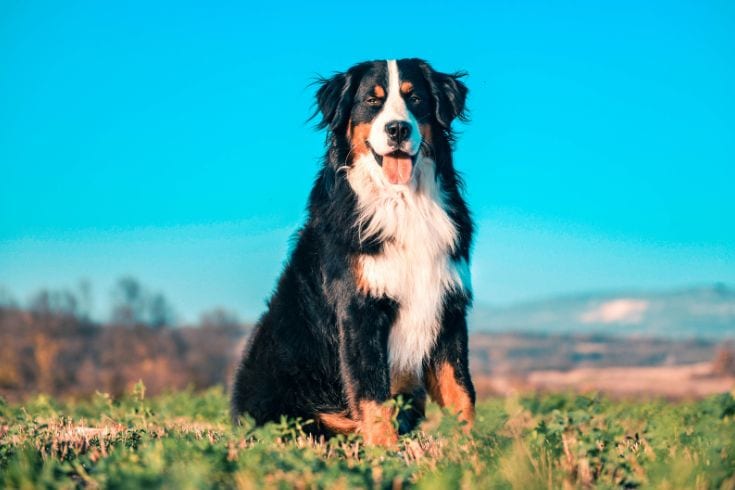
(470, 284, 735, 340)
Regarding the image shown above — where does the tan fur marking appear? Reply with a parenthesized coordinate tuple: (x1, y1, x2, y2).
(317, 411, 359, 434)
(419, 123, 433, 146)
(400, 81, 414, 94)
(425, 362, 475, 431)
(374, 85, 385, 98)
(353, 259, 371, 295)
(358, 400, 398, 446)
(350, 122, 373, 158)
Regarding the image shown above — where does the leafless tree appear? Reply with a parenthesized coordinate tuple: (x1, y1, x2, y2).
(29, 288, 79, 318)
(110, 276, 176, 328)
(0, 286, 17, 308)
(77, 279, 93, 321)
(148, 293, 176, 329)
(200, 307, 240, 328)
(110, 277, 146, 326)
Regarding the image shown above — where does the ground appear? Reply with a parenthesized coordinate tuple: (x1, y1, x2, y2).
(1, 384, 734, 489)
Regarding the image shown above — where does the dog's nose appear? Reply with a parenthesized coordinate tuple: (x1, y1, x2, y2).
(385, 121, 412, 145)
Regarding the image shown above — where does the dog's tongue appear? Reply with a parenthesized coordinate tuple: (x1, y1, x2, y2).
(382, 155, 413, 185)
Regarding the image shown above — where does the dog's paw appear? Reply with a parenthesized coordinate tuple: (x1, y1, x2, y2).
(358, 401, 398, 447)
(361, 422, 398, 447)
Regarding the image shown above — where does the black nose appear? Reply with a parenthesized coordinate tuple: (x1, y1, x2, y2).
(385, 120, 412, 145)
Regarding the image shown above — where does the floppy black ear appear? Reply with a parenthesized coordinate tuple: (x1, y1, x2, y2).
(420, 61, 469, 129)
(313, 63, 369, 132)
(314, 72, 349, 131)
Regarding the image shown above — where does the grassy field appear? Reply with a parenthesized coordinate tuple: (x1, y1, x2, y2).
(1, 384, 734, 489)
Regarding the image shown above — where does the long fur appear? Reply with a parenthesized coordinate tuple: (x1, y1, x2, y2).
(231, 59, 475, 439)
(348, 152, 470, 376)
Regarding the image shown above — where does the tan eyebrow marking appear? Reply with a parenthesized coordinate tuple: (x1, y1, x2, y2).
(374, 85, 385, 98)
(400, 81, 414, 94)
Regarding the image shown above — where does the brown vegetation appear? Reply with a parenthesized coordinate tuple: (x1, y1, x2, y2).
(0, 301, 731, 402)
(0, 307, 247, 402)
(713, 344, 735, 376)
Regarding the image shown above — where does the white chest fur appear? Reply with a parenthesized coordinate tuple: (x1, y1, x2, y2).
(348, 154, 471, 378)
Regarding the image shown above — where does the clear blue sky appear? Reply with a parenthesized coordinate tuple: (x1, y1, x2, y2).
(1, 1, 733, 323)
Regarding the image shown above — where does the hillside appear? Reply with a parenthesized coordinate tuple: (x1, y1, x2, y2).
(470, 284, 735, 339)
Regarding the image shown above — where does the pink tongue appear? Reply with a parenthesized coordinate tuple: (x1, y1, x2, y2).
(382, 155, 413, 184)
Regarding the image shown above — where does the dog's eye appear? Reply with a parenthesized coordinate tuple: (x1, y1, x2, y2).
(409, 94, 422, 104)
(366, 97, 382, 106)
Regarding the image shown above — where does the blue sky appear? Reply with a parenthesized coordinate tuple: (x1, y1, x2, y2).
(1, 1, 733, 323)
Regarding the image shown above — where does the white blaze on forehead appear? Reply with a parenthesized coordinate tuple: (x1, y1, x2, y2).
(367, 60, 422, 156)
(385, 60, 409, 120)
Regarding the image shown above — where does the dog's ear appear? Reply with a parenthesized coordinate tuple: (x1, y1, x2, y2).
(419, 61, 469, 130)
(313, 64, 366, 132)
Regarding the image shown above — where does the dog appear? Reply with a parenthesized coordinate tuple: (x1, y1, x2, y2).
(231, 58, 474, 446)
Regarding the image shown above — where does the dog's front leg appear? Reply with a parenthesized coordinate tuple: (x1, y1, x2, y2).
(425, 293, 476, 432)
(338, 294, 398, 446)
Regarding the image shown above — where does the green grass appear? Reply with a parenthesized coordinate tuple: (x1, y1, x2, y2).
(1, 383, 734, 489)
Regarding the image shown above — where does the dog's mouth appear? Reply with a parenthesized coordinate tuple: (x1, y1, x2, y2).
(368, 144, 416, 185)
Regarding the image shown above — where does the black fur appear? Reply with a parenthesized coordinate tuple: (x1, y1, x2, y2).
(231, 58, 474, 437)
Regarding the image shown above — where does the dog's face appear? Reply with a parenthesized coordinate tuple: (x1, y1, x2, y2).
(316, 59, 467, 185)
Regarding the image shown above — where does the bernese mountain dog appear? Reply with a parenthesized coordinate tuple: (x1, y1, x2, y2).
(231, 58, 474, 446)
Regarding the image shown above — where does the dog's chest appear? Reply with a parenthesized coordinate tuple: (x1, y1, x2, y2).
(352, 170, 470, 378)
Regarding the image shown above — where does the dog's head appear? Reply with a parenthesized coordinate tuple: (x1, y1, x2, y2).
(315, 59, 467, 185)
